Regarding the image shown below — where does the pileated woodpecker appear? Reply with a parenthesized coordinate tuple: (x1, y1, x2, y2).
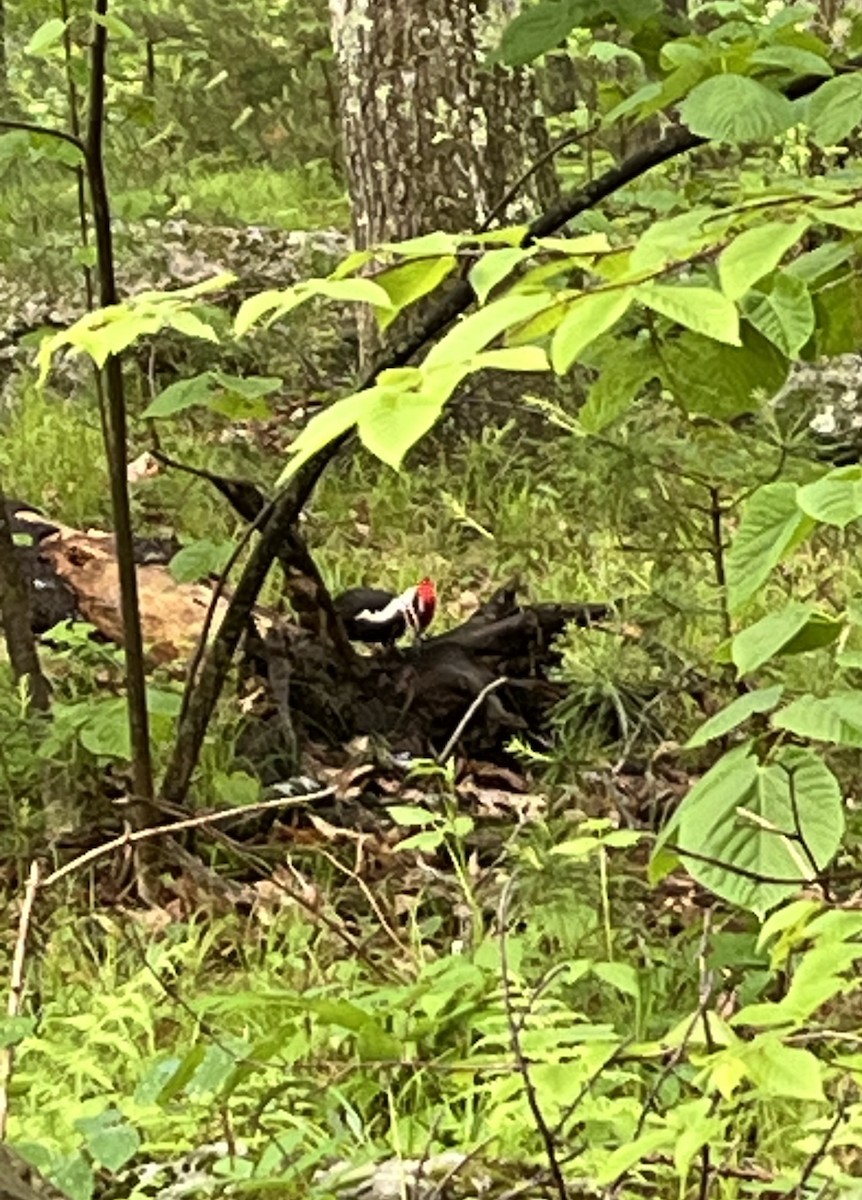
(333, 577, 437, 645)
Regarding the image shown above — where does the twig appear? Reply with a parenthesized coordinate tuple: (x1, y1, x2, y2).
(0, 861, 40, 1141)
(0, 116, 85, 155)
(41, 787, 334, 888)
(436, 677, 509, 763)
(498, 876, 569, 1200)
(479, 125, 599, 234)
(788, 1094, 848, 1200)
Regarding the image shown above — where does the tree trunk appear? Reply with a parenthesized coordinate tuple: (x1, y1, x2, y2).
(0, 0, 7, 100)
(329, 0, 559, 364)
(0, 492, 51, 714)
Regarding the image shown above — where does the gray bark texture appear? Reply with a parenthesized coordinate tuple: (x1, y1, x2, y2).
(329, 0, 559, 361)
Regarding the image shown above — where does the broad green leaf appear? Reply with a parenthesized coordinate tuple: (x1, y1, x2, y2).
(807, 71, 862, 146)
(26, 17, 67, 55)
(469, 248, 531, 304)
(579, 340, 660, 433)
(494, 0, 581, 66)
(741, 274, 814, 358)
(679, 74, 797, 143)
(797, 465, 862, 527)
(234, 287, 302, 335)
(0, 1015, 36, 1048)
(814, 273, 862, 357)
(551, 288, 633, 374)
(94, 12, 136, 39)
(726, 482, 813, 613)
(375, 256, 457, 328)
(594, 1129, 674, 1185)
(811, 202, 862, 231)
(473, 346, 549, 372)
(357, 366, 466, 469)
(142, 373, 215, 418)
(166, 309, 219, 343)
(750, 46, 833, 77)
(740, 1038, 824, 1101)
(651, 742, 756, 881)
(312, 278, 395, 308)
(685, 685, 784, 749)
(169, 539, 235, 584)
(666, 745, 843, 915)
(732, 603, 841, 675)
(636, 283, 740, 345)
(786, 239, 854, 285)
(382, 231, 459, 257)
(718, 219, 810, 302)
(592, 961, 640, 1000)
(629, 207, 713, 272)
(659, 325, 788, 420)
(76, 1110, 141, 1173)
(210, 372, 281, 399)
(213, 770, 260, 807)
(277, 389, 370, 484)
(772, 691, 862, 748)
(423, 292, 553, 369)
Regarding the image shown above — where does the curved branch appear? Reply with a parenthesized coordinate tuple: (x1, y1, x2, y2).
(0, 116, 86, 156)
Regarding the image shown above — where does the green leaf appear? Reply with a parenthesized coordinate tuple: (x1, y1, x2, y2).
(797, 465, 862, 527)
(592, 961, 640, 1000)
(636, 283, 740, 345)
(76, 1109, 141, 1173)
(718, 219, 810, 302)
(0, 1014, 36, 1048)
(424, 292, 553, 369)
(142, 373, 216, 418)
(741, 274, 815, 358)
(741, 1038, 824, 1100)
(494, 0, 581, 66)
(685, 686, 784, 749)
(167, 309, 219, 343)
(750, 46, 833, 77)
(357, 367, 465, 470)
(277, 390, 369, 485)
(169, 539, 235, 584)
(388, 805, 435, 827)
(813, 273, 862, 357)
(726, 482, 813, 613)
(811, 202, 862, 231)
(209, 371, 282, 399)
(679, 74, 797, 143)
(473, 346, 549, 373)
(659, 325, 788, 421)
(26, 17, 67, 55)
(594, 1129, 674, 1186)
(579, 341, 660, 433)
(375, 257, 457, 328)
(807, 71, 862, 146)
(732, 603, 841, 675)
(663, 745, 843, 916)
(213, 770, 261, 807)
(469, 248, 531, 304)
(550, 288, 633, 374)
(772, 691, 862, 748)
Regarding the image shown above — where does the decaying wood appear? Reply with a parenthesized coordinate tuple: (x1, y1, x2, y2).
(6, 501, 617, 764)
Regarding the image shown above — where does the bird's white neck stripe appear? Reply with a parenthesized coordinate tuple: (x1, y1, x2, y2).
(354, 585, 417, 626)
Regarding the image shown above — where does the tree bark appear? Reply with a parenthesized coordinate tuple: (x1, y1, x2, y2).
(0, 492, 51, 714)
(329, 0, 559, 363)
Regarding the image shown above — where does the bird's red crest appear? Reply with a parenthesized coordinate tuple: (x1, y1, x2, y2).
(416, 577, 437, 629)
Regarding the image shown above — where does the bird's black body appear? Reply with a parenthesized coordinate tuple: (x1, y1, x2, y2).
(333, 586, 408, 644)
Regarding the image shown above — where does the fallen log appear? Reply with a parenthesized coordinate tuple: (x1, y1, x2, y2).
(3, 499, 619, 763)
